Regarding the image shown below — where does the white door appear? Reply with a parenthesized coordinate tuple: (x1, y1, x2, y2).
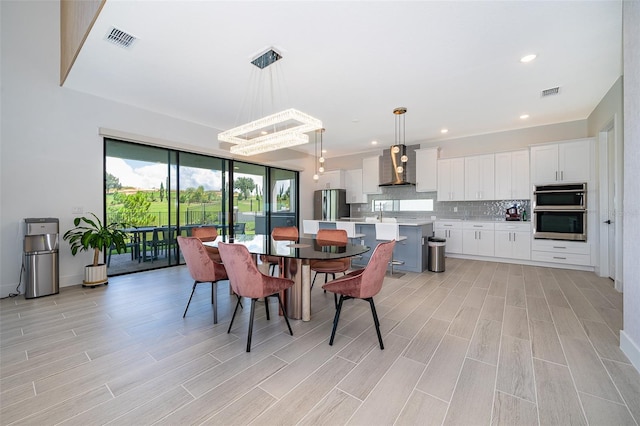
(606, 126, 616, 280)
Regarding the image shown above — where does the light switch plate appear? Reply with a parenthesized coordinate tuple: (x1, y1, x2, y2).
(72, 206, 83, 214)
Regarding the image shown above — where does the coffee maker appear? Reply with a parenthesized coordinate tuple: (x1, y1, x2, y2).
(506, 205, 521, 221)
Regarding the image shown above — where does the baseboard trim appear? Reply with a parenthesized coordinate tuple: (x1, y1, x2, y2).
(620, 330, 640, 373)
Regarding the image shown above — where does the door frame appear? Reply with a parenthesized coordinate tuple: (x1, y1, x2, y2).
(598, 114, 623, 292)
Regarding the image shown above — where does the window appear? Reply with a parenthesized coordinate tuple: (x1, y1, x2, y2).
(104, 139, 298, 276)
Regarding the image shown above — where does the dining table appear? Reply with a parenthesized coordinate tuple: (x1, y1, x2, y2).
(204, 234, 370, 321)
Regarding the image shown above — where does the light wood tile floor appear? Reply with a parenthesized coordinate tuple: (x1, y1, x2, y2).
(1, 259, 638, 425)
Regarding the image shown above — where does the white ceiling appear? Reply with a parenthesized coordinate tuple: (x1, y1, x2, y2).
(64, 0, 623, 159)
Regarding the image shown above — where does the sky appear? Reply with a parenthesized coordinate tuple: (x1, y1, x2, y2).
(106, 157, 272, 192)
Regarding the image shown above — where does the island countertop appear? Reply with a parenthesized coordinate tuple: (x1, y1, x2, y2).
(327, 218, 434, 226)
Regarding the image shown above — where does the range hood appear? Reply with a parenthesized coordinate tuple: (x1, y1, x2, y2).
(379, 144, 417, 186)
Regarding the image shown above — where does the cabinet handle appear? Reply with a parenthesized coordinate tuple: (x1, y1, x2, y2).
(513, 233, 516, 242)
(561, 171, 564, 180)
(552, 246, 567, 249)
(479, 231, 481, 240)
(553, 256, 567, 260)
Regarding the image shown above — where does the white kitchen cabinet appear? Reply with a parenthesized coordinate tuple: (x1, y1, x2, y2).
(434, 221, 463, 254)
(494, 222, 531, 260)
(531, 239, 591, 266)
(437, 158, 465, 201)
(362, 156, 382, 194)
(462, 222, 495, 256)
(345, 169, 367, 204)
(495, 150, 530, 200)
(415, 147, 439, 192)
(316, 169, 345, 189)
(530, 139, 591, 184)
(465, 154, 495, 200)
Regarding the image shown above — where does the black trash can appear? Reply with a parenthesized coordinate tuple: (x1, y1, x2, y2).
(428, 237, 446, 273)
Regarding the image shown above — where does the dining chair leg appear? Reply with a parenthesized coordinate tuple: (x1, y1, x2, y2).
(183, 280, 198, 318)
(246, 298, 257, 352)
(227, 297, 242, 333)
(265, 297, 270, 320)
(276, 293, 293, 336)
(211, 281, 218, 324)
(312, 272, 318, 289)
(329, 295, 345, 346)
(367, 297, 384, 350)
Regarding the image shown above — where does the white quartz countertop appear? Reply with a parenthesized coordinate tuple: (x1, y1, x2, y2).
(323, 219, 434, 226)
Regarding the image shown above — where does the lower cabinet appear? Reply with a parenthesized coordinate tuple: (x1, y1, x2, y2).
(434, 221, 463, 254)
(462, 222, 495, 256)
(494, 222, 531, 260)
(352, 223, 432, 272)
(531, 239, 591, 266)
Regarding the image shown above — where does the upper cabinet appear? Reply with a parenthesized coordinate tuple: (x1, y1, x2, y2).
(345, 169, 367, 204)
(362, 156, 382, 194)
(495, 150, 530, 200)
(464, 154, 495, 200)
(316, 170, 345, 189)
(415, 147, 439, 192)
(530, 139, 591, 184)
(437, 158, 465, 201)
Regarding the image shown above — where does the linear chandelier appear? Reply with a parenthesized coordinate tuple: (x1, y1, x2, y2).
(219, 108, 322, 156)
(218, 48, 323, 156)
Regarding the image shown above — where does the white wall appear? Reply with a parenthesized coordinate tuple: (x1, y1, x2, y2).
(0, 1, 314, 297)
(621, 0, 640, 371)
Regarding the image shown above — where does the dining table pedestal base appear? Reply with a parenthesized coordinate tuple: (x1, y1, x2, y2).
(284, 258, 311, 321)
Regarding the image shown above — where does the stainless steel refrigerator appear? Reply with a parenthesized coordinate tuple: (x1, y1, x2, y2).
(314, 189, 350, 221)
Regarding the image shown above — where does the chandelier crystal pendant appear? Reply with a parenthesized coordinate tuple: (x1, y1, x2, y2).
(318, 128, 325, 173)
(313, 129, 320, 181)
(218, 48, 323, 156)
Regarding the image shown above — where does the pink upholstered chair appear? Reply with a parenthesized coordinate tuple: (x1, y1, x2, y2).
(322, 240, 395, 349)
(191, 226, 221, 263)
(261, 226, 299, 276)
(310, 229, 350, 288)
(218, 242, 295, 352)
(177, 236, 231, 324)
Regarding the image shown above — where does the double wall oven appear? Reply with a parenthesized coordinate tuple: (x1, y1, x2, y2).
(533, 183, 587, 241)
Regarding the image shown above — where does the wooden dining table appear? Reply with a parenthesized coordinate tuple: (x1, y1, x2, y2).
(205, 234, 370, 321)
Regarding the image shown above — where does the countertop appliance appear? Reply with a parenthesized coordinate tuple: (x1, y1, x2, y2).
(533, 183, 587, 241)
(506, 205, 521, 221)
(314, 189, 349, 221)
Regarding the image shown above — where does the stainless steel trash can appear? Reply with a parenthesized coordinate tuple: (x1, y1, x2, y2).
(428, 237, 445, 273)
(23, 218, 59, 299)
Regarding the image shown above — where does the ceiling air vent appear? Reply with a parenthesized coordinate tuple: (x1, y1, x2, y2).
(105, 27, 137, 49)
(541, 86, 560, 97)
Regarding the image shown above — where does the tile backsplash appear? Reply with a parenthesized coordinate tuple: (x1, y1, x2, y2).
(352, 187, 531, 221)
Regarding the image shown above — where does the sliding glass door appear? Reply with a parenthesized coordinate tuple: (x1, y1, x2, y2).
(232, 162, 266, 235)
(105, 139, 298, 276)
(105, 140, 178, 274)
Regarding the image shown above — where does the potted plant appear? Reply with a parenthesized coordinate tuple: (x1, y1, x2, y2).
(63, 213, 128, 287)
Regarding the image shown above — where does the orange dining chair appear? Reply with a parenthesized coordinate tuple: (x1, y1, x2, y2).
(218, 242, 294, 352)
(310, 229, 350, 288)
(191, 226, 222, 262)
(177, 236, 235, 324)
(261, 226, 299, 276)
(322, 240, 395, 350)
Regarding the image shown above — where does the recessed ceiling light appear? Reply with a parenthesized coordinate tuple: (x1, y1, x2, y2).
(371, 140, 378, 145)
(260, 131, 268, 135)
(520, 114, 530, 119)
(520, 54, 537, 63)
(441, 128, 449, 134)
(321, 149, 327, 154)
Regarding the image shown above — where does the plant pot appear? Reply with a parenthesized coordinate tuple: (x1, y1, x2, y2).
(83, 264, 108, 287)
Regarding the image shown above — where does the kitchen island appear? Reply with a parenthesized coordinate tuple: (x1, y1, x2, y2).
(318, 219, 434, 273)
